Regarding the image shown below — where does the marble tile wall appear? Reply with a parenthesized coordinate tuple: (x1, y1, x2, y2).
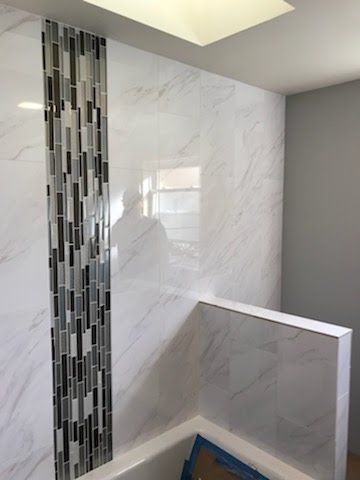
(108, 42, 201, 455)
(199, 303, 351, 480)
(108, 39, 285, 455)
(0, 5, 54, 479)
(0, 4, 286, 476)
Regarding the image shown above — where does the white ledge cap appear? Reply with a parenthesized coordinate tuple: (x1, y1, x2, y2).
(200, 296, 352, 339)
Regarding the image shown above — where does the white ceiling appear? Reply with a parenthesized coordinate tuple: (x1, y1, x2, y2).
(5, 0, 360, 94)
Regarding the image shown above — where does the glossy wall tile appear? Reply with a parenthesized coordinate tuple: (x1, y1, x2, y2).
(0, 5, 44, 162)
(0, 4, 286, 477)
(108, 39, 285, 457)
(199, 303, 351, 480)
(0, 5, 54, 479)
(43, 19, 112, 478)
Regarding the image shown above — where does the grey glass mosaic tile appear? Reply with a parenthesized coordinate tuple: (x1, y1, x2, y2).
(42, 19, 112, 480)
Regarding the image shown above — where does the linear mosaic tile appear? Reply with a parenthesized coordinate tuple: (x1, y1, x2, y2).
(42, 19, 112, 479)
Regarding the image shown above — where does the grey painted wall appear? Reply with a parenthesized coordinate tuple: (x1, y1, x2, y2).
(282, 79, 360, 454)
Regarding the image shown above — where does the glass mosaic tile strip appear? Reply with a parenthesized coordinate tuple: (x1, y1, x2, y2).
(42, 18, 112, 480)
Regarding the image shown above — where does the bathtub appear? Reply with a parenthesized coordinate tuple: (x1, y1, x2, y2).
(81, 417, 314, 480)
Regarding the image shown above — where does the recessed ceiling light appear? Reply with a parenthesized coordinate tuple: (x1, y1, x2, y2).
(83, 0, 294, 46)
(18, 102, 43, 110)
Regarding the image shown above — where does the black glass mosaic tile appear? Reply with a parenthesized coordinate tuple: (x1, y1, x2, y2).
(42, 19, 112, 480)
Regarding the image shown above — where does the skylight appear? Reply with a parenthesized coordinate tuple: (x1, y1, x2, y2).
(83, 0, 294, 46)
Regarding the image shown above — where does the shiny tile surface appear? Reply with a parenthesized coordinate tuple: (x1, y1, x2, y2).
(0, 6, 54, 478)
(0, 5, 287, 477)
(43, 18, 112, 478)
(108, 39, 285, 457)
(200, 303, 352, 480)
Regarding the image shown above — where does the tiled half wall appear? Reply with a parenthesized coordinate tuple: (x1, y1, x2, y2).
(199, 298, 352, 480)
(42, 19, 112, 479)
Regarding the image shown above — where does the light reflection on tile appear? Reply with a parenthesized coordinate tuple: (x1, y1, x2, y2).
(0, 7, 53, 477)
(0, 5, 44, 163)
(43, 18, 112, 478)
(108, 40, 286, 461)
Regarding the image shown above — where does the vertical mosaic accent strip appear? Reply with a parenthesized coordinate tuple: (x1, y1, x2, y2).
(42, 19, 112, 479)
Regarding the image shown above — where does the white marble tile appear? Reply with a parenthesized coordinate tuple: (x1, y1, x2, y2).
(0, 6, 44, 163)
(155, 76, 201, 439)
(158, 307, 199, 430)
(105, 40, 349, 480)
(111, 264, 163, 453)
(199, 303, 349, 480)
(110, 165, 199, 451)
(108, 40, 158, 113)
(158, 171, 200, 300)
(277, 361, 337, 439)
(199, 173, 235, 298)
(199, 382, 230, 430)
(230, 176, 283, 307)
(158, 106, 201, 300)
(156, 296, 199, 432)
(107, 36, 287, 460)
(0, 445, 54, 480)
(201, 296, 352, 338)
(229, 347, 278, 404)
(158, 57, 200, 118)
(0, 308, 53, 466)
(276, 327, 338, 365)
(300, 441, 334, 480)
(108, 39, 158, 171)
(109, 107, 158, 171)
(0, 7, 52, 476)
(200, 72, 236, 178)
(277, 326, 338, 438)
(235, 85, 266, 182)
(235, 85, 285, 183)
(112, 296, 199, 454)
(229, 348, 278, 450)
(156, 150, 200, 346)
(0, 161, 49, 313)
(230, 313, 279, 356)
(110, 167, 161, 289)
(157, 60, 201, 184)
(158, 291, 198, 344)
(228, 85, 284, 308)
(335, 394, 350, 480)
(159, 113, 199, 165)
(111, 252, 163, 453)
(200, 110, 236, 178)
(337, 332, 352, 398)
(262, 90, 286, 179)
(159, 243, 199, 302)
(200, 305, 230, 390)
(112, 361, 161, 454)
(275, 417, 334, 479)
(197, 76, 284, 309)
(111, 290, 162, 388)
(110, 166, 164, 453)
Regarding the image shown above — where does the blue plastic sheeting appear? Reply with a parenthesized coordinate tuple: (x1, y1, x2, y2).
(181, 435, 270, 480)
